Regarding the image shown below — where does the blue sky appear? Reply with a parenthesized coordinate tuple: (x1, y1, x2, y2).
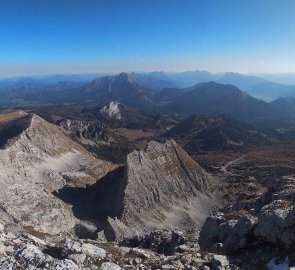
(1, 0, 295, 77)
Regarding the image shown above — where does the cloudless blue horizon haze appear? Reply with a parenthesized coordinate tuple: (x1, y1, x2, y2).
(1, 0, 295, 77)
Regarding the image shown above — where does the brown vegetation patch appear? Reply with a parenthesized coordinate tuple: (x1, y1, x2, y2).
(114, 128, 157, 141)
(23, 226, 47, 239)
(224, 209, 249, 219)
(98, 242, 125, 257)
(245, 143, 295, 167)
(0, 110, 27, 123)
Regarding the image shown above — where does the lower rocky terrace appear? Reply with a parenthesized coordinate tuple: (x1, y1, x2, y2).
(0, 224, 239, 270)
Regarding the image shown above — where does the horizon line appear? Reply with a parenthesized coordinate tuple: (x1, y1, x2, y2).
(1, 69, 295, 80)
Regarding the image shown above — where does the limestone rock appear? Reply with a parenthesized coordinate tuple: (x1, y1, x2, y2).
(122, 229, 185, 255)
(212, 254, 230, 269)
(199, 211, 256, 253)
(59, 118, 113, 144)
(112, 140, 218, 239)
(64, 240, 107, 259)
(0, 112, 115, 236)
(100, 262, 121, 270)
(52, 259, 80, 270)
(255, 200, 295, 247)
(68, 253, 86, 265)
(99, 101, 122, 120)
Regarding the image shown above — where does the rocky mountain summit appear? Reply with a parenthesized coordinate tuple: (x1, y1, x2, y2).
(53, 139, 219, 242)
(107, 140, 219, 241)
(96, 101, 154, 129)
(78, 72, 154, 108)
(0, 111, 115, 237)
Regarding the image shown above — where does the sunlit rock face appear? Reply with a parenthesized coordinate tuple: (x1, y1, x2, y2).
(109, 140, 219, 240)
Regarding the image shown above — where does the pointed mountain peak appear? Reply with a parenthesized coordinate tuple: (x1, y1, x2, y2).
(115, 72, 134, 83)
(108, 139, 216, 239)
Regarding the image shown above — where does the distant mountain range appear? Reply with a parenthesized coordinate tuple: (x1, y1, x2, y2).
(162, 81, 275, 123)
(2, 70, 295, 101)
(247, 81, 295, 101)
(133, 71, 295, 101)
(2, 72, 295, 129)
(164, 114, 291, 152)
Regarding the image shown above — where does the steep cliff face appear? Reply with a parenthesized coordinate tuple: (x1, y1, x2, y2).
(58, 118, 133, 163)
(99, 101, 122, 120)
(59, 118, 114, 145)
(0, 112, 115, 235)
(110, 140, 218, 239)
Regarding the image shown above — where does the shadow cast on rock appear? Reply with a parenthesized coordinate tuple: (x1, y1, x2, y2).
(53, 166, 127, 241)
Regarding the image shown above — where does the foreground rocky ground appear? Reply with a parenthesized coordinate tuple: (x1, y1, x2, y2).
(195, 150, 295, 270)
(0, 223, 239, 270)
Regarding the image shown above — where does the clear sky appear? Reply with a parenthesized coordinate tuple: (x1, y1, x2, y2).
(1, 0, 295, 77)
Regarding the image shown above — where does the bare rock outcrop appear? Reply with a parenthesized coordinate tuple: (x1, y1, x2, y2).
(58, 116, 133, 163)
(120, 229, 185, 255)
(254, 176, 295, 248)
(99, 101, 122, 120)
(199, 211, 256, 253)
(255, 200, 295, 247)
(199, 174, 295, 256)
(110, 140, 219, 239)
(0, 111, 115, 236)
(0, 222, 236, 270)
(59, 119, 113, 145)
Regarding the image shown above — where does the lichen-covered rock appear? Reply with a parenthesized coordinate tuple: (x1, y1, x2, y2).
(121, 229, 185, 255)
(64, 240, 107, 259)
(0, 225, 243, 270)
(212, 254, 230, 269)
(100, 262, 121, 270)
(14, 243, 54, 267)
(199, 211, 256, 253)
(68, 253, 86, 265)
(0, 241, 80, 270)
(52, 259, 80, 270)
(255, 200, 295, 247)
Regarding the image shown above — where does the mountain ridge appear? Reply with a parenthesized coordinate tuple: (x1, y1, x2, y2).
(164, 114, 286, 152)
(107, 139, 218, 240)
(0, 111, 116, 236)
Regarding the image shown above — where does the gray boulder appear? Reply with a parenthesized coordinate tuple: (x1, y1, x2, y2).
(199, 211, 256, 252)
(100, 262, 121, 270)
(255, 200, 295, 247)
(121, 229, 185, 255)
(212, 254, 230, 269)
